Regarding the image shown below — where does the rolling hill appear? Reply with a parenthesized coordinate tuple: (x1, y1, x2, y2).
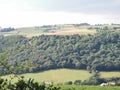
(0, 24, 97, 37)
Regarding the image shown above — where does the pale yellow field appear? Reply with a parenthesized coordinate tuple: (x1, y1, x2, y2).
(2, 26, 96, 37)
(44, 29, 96, 35)
(26, 29, 96, 37)
(100, 72, 120, 78)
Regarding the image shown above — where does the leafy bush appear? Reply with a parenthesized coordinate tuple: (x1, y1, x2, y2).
(74, 80, 81, 85)
(0, 77, 60, 90)
(65, 81, 73, 85)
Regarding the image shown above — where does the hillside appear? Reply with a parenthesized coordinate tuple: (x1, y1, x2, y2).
(0, 24, 96, 37)
(1, 24, 120, 37)
(1, 29, 120, 75)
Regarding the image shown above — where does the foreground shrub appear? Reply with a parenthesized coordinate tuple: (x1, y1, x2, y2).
(74, 80, 81, 85)
(0, 77, 60, 90)
(65, 81, 73, 85)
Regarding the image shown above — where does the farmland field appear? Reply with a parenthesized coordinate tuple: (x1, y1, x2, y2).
(1, 69, 92, 84)
(0, 26, 96, 37)
(60, 85, 120, 90)
(44, 29, 96, 36)
(100, 72, 120, 78)
(2, 69, 120, 84)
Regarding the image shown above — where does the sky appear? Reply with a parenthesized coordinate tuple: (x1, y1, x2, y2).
(0, 0, 120, 28)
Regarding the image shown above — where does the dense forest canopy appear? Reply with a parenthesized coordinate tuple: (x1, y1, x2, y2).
(0, 30, 120, 74)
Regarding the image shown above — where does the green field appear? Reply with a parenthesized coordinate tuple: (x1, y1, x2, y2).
(2, 69, 120, 84)
(60, 85, 120, 90)
(1, 69, 120, 90)
(0, 26, 96, 37)
(1, 24, 120, 37)
(2, 69, 92, 84)
(7, 27, 44, 37)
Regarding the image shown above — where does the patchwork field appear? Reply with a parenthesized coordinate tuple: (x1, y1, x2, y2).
(0, 26, 96, 37)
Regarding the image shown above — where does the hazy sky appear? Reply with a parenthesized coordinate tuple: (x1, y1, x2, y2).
(0, 0, 120, 28)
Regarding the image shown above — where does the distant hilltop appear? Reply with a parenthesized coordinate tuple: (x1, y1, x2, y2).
(0, 23, 120, 37)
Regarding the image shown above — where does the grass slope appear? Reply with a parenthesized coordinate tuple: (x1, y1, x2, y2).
(44, 29, 96, 36)
(2, 69, 92, 84)
(2, 69, 120, 84)
(60, 85, 120, 90)
(100, 72, 120, 78)
(1, 26, 96, 37)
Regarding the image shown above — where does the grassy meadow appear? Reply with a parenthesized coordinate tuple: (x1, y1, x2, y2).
(2, 69, 92, 84)
(2, 69, 120, 84)
(1, 26, 96, 37)
(44, 29, 96, 36)
(100, 71, 120, 78)
(60, 85, 120, 90)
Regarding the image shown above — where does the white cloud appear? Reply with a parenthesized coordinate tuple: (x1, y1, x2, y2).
(0, 0, 119, 27)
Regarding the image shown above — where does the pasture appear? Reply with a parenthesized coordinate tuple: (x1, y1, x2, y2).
(2, 69, 120, 84)
(2, 69, 92, 84)
(44, 29, 96, 36)
(0, 26, 96, 37)
(100, 72, 120, 78)
(60, 85, 120, 90)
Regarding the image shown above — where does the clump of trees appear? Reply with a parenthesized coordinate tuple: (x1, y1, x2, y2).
(0, 27, 15, 32)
